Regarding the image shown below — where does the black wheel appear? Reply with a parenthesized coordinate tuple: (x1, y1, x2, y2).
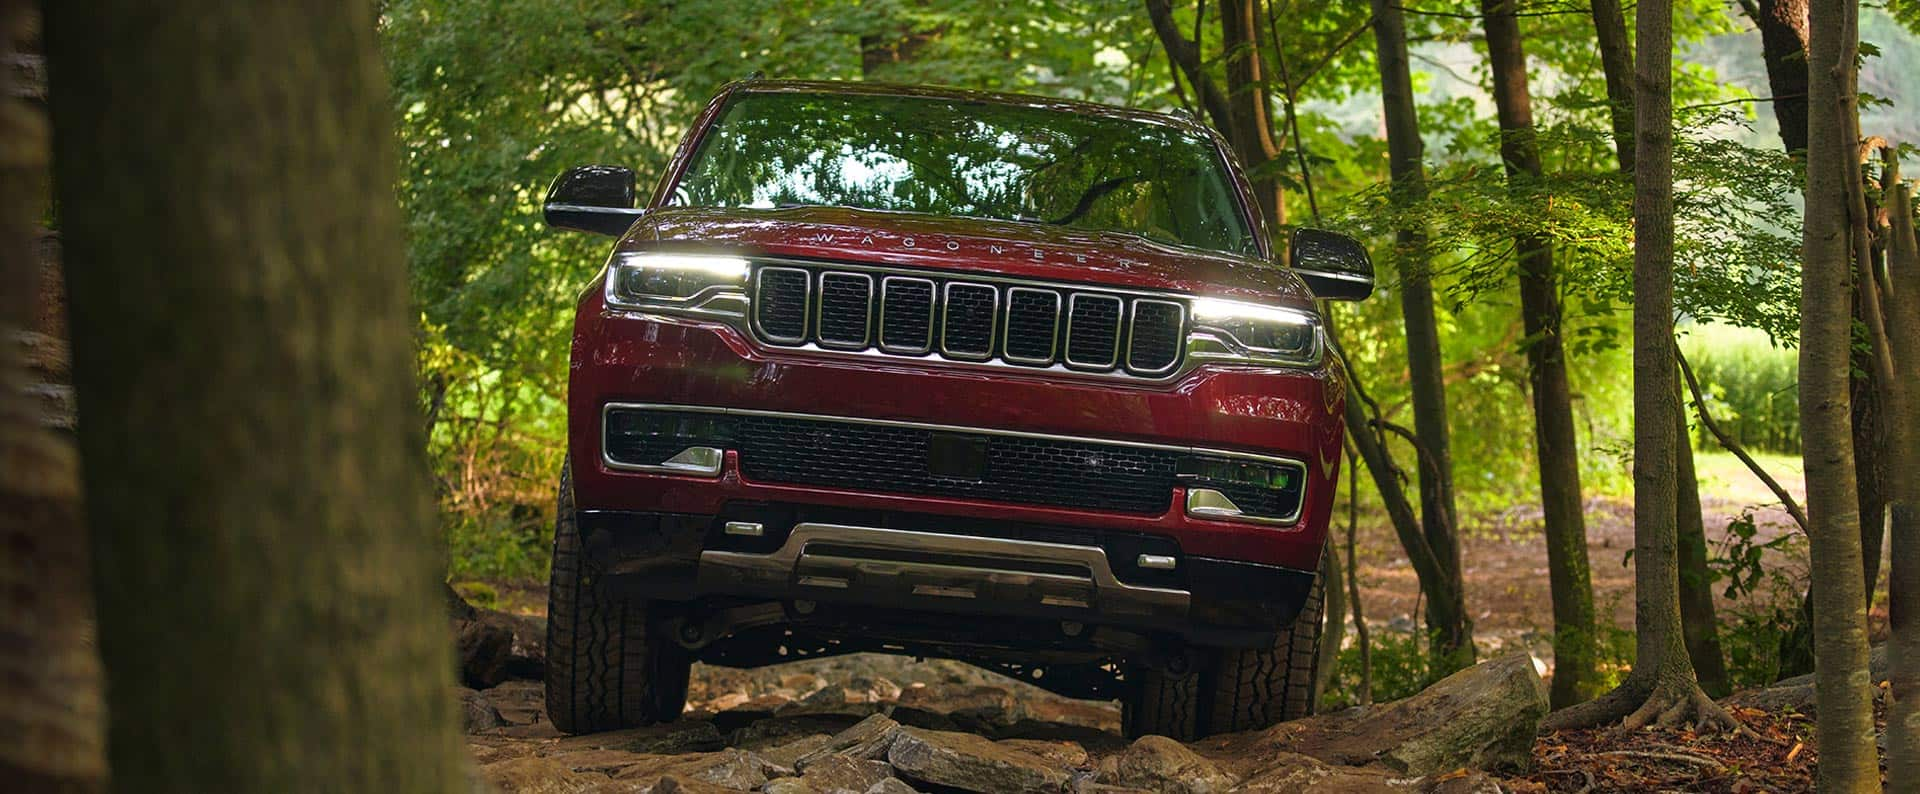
(545, 458, 691, 734)
(1121, 573, 1324, 740)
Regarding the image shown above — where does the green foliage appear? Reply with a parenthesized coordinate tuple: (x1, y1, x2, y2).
(1706, 510, 1808, 688)
(1681, 325, 1801, 454)
(1319, 627, 1429, 711)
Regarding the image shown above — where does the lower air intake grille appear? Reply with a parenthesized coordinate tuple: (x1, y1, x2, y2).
(732, 414, 1179, 514)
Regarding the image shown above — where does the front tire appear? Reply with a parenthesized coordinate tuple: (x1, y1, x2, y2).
(545, 458, 691, 734)
(1122, 574, 1324, 740)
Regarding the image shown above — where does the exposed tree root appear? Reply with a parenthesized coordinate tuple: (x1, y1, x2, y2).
(1542, 672, 1751, 737)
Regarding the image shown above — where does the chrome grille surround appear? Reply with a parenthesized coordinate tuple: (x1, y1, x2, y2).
(746, 260, 1193, 379)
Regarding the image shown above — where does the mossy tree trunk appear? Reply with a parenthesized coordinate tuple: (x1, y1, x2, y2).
(45, 2, 465, 790)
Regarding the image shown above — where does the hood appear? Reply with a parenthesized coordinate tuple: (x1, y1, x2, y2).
(617, 206, 1315, 312)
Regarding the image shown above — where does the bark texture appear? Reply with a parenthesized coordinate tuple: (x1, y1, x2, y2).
(45, 2, 466, 790)
(1753, 0, 1811, 154)
(1367, 0, 1473, 676)
(1218, 0, 1285, 225)
(1587, 0, 1636, 172)
(0, 4, 105, 788)
(1583, 0, 1728, 693)
(1880, 152, 1920, 788)
(1797, 0, 1883, 787)
(1371, 0, 1471, 676)
(1478, 0, 1596, 708)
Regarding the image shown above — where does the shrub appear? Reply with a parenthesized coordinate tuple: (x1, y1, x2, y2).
(1680, 324, 1799, 455)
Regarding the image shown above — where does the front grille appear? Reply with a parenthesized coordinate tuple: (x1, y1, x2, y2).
(732, 413, 1180, 514)
(748, 263, 1186, 377)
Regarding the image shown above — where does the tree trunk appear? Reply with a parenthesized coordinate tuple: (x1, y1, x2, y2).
(1584, 0, 1728, 691)
(1218, 0, 1285, 226)
(45, 3, 466, 790)
(1145, 0, 1234, 150)
(1879, 150, 1920, 790)
(1752, 0, 1811, 154)
(1339, 367, 1471, 679)
(1587, 0, 1636, 172)
(1478, 0, 1597, 709)
(1797, 0, 1883, 787)
(1676, 405, 1731, 697)
(1542, 0, 1745, 733)
(0, 6, 105, 787)
(1370, 0, 1473, 677)
(1315, 542, 1346, 706)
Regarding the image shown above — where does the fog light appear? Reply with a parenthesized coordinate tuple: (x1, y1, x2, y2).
(603, 407, 735, 475)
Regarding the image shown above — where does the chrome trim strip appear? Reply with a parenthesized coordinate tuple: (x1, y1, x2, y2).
(699, 523, 1189, 615)
(939, 282, 999, 361)
(1185, 487, 1299, 526)
(814, 271, 874, 349)
(878, 275, 936, 354)
(1291, 267, 1373, 283)
(1125, 298, 1187, 376)
(602, 401, 1311, 471)
(1001, 286, 1062, 365)
(1063, 293, 1122, 370)
(751, 266, 812, 345)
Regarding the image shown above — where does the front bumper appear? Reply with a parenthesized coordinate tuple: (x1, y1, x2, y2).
(568, 299, 1346, 573)
(579, 508, 1318, 646)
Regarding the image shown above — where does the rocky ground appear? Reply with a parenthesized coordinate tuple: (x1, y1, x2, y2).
(456, 598, 1853, 793)
(460, 637, 1543, 794)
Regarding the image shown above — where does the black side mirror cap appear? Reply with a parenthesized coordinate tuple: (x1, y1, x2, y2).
(1288, 227, 1374, 301)
(544, 165, 644, 235)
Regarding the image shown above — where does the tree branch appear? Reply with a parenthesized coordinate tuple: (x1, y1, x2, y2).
(1675, 345, 1808, 530)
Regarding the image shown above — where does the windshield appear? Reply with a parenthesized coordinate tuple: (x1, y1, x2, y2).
(669, 90, 1257, 256)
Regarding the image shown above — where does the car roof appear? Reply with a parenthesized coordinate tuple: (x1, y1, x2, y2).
(723, 79, 1216, 138)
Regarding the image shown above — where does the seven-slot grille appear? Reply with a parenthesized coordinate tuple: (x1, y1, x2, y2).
(750, 264, 1186, 375)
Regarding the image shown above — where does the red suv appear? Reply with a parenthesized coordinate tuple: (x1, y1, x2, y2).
(541, 81, 1373, 740)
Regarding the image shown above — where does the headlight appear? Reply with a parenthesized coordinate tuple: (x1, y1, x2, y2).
(1187, 297, 1322, 366)
(604, 252, 750, 309)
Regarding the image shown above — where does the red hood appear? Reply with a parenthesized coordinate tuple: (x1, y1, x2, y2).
(617, 206, 1315, 312)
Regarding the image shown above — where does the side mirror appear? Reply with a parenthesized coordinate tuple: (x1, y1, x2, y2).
(1288, 228, 1374, 301)
(544, 165, 643, 235)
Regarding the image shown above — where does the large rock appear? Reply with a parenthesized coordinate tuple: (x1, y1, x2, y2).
(611, 748, 776, 789)
(1202, 653, 1547, 776)
(1097, 735, 1237, 793)
(450, 587, 549, 688)
(795, 714, 904, 767)
(461, 686, 507, 733)
(885, 728, 1072, 793)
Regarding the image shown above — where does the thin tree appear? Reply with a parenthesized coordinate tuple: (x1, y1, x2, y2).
(45, 2, 467, 790)
(1879, 151, 1920, 786)
(1544, 0, 1745, 732)
(1583, 0, 1731, 696)
(1743, 0, 1889, 680)
(0, 3, 104, 788)
(1477, 0, 1599, 707)
(1793, 0, 1883, 786)
(1370, 0, 1472, 676)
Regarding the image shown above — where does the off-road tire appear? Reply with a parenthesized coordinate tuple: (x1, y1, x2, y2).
(1121, 573, 1324, 740)
(1122, 661, 1201, 740)
(1201, 573, 1324, 734)
(545, 459, 691, 734)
